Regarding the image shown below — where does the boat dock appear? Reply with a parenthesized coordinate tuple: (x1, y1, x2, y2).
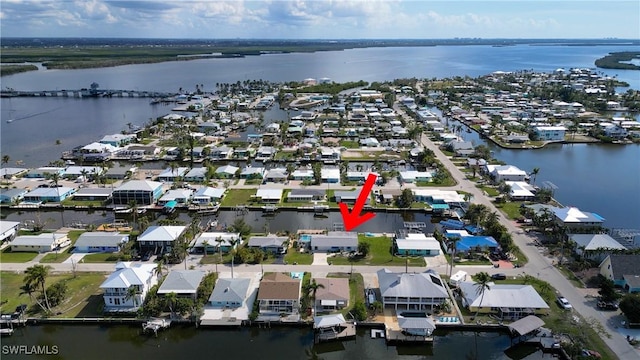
(315, 322, 356, 343)
(384, 327, 434, 344)
(142, 318, 172, 336)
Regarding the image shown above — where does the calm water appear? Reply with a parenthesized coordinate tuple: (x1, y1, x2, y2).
(1, 44, 639, 229)
(1, 325, 547, 360)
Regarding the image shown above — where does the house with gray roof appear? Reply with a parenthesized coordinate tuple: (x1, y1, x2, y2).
(377, 268, 449, 311)
(240, 166, 265, 179)
(287, 189, 325, 202)
(215, 165, 239, 178)
(0, 188, 27, 204)
(11, 233, 70, 253)
(192, 187, 225, 205)
(157, 167, 189, 182)
(74, 232, 129, 253)
(158, 188, 193, 206)
(104, 166, 137, 180)
(599, 254, 640, 293)
(112, 180, 163, 205)
(184, 167, 207, 182)
(569, 234, 626, 262)
(458, 282, 550, 320)
(23, 187, 75, 203)
(100, 262, 157, 312)
(137, 225, 187, 254)
(191, 232, 241, 254)
(248, 235, 287, 254)
(157, 270, 206, 300)
(0, 167, 28, 179)
(264, 168, 288, 183)
(334, 189, 360, 204)
(0, 221, 20, 244)
(209, 277, 251, 308)
(255, 188, 283, 203)
(72, 187, 112, 202)
(310, 232, 357, 252)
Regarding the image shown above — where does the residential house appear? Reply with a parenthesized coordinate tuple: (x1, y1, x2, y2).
(255, 189, 283, 203)
(346, 171, 379, 182)
(257, 273, 302, 315)
(24, 167, 65, 179)
(395, 233, 441, 256)
(74, 232, 129, 253)
(137, 225, 187, 254)
(99, 134, 136, 147)
(264, 168, 288, 183)
(248, 235, 288, 254)
(191, 232, 241, 254)
(599, 254, 640, 293)
(0, 188, 27, 204)
(11, 233, 70, 253)
(287, 189, 325, 202)
(210, 146, 233, 160)
(112, 180, 164, 206)
(215, 165, 239, 178)
(184, 167, 208, 182)
(334, 189, 360, 204)
(320, 147, 341, 162)
(256, 146, 276, 161)
(240, 167, 265, 179)
(0, 167, 28, 179)
(552, 206, 605, 230)
(506, 181, 535, 200)
(399, 170, 433, 183)
(209, 277, 251, 308)
(309, 232, 358, 252)
(292, 169, 314, 181)
(100, 262, 157, 311)
(157, 270, 206, 300)
(320, 168, 340, 183)
(157, 167, 189, 182)
(534, 126, 566, 141)
(377, 268, 449, 311)
(0, 221, 20, 244)
(458, 282, 550, 320)
(412, 189, 465, 207)
(192, 187, 225, 205)
(71, 188, 112, 202)
(158, 189, 193, 206)
(62, 166, 103, 181)
(72, 142, 119, 161)
(569, 234, 627, 262)
(104, 166, 137, 180)
(23, 187, 75, 203)
(445, 236, 499, 254)
(489, 165, 528, 182)
(313, 277, 350, 312)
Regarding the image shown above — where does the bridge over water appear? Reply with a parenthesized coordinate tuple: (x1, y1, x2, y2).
(1, 89, 175, 99)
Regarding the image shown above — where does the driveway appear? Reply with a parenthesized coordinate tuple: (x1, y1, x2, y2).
(63, 252, 88, 264)
(312, 252, 330, 266)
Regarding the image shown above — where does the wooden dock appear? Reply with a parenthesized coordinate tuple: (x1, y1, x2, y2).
(315, 322, 357, 343)
(385, 328, 434, 344)
(142, 318, 172, 336)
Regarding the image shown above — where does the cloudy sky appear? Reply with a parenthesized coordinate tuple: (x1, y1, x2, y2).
(1, 0, 638, 39)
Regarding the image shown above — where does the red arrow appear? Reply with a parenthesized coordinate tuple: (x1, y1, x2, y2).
(339, 173, 377, 231)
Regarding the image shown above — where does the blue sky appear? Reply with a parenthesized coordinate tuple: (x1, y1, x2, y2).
(1, 0, 638, 39)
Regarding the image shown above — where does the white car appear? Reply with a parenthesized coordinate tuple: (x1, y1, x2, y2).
(557, 296, 572, 310)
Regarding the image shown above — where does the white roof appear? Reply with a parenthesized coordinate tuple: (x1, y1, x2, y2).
(400, 170, 433, 180)
(216, 165, 239, 174)
(314, 314, 347, 329)
(82, 142, 119, 152)
(115, 180, 162, 191)
(492, 165, 527, 176)
(553, 207, 604, 223)
(137, 226, 186, 242)
(12, 233, 66, 247)
(157, 270, 206, 294)
(194, 187, 225, 199)
(569, 234, 626, 251)
(256, 188, 283, 200)
(459, 282, 549, 310)
(395, 237, 440, 251)
(100, 262, 155, 289)
(321, 168, 340, 179)
(192, 232, 241, 247)
(506, 181, 535, 197)
(412, 189, 464, 203)
(377, 268, 448, 299)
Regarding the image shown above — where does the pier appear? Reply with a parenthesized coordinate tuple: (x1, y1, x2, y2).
(142, 318, 172, 336)
(1, 83, 174, 99)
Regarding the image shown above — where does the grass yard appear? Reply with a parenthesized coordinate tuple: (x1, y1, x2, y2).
(0, 272, 106, 318)
(477, 185, 500, 197)
(327, 272, 365, 318)
(0, 248, 39, 263)
(220, 189, 256, 207)
(494, 201, 524, 220)
(284, 250, 313, 265)
(329, 235, 425, 267)
(81, 253, 122, 263)
(40, 252, 73, 263)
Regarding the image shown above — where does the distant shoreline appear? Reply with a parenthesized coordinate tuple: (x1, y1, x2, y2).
(1, 38, 639, 74)
(595, 51, 640, 70)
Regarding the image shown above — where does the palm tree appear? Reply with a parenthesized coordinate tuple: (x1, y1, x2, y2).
(165, 292, 178, 318)
(447, 236, 461, 277)
(20, 282, 47, 313)
(530, 167, 540, 185)
(152, 259, 168, 282)
(228, 238, 240, 278)
(202, 240, 209, 258)
(214, 236, 224, 273)
(304, 279, 325, 314)
(472, 271, 492, 320)
(125, 285, 141, 307)
(128, 200, 139, 230)
(24, 265, 52, 312)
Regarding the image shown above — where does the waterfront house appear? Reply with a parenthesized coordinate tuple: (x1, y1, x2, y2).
(334, 189, 360, 204)
(0, 188, 27, 204)
(488, 165, 528, 183)
(62, 166, 103, 181)
(377, 268, 449, 311)
(397, 315, 436, 337)
(458, 282, 550, 320)
(137, 225, 187, 254)
(533, 126, 566, 141)
(209, 277, 251, 308)
(320, 147, 341, 162)
(568, 234, 627, 262)
(157, 270, 206, 300)
(157, 167, 189, 182)
(73, 142, 119, 161)
(23, 186, 75, 203)
(215, 165, 239, 178)
(394, 233, 441, 256)
(346, 171, 379, 182)
(184, 167, 208, 182)
(291, 169, 314, 181)
(74, 232, 129, 253)
(191, 232, 241, 254)
(210, 145, 233, 160)
(321, 168, 340, 183)
(0, 221, 20, 244)
(11, 233, 70, 253)
(248, 235, 288, 254)
(255, 189, 283, 203)
(112, 180, 163, 206)
(240, 166, 265, 179)
(100, 262, 157, 311)
(287, 189, 325, 202)
(399, 170, 433, 183)
(192, 187, 225, 205)
(99, 134, 136, 147)
(256, 146, 276, 161)
(412, 189, 465, 207)
(24, 167, 65, 179)
(599, 254, 640, 293)
(0, 167, 28, 179)
(309, 232, 358, 252)
(257, 273, 302, 315)
(552, 206, 605, 230)
(158, 189, 193, 206)
(313, 277, 349, 312)
(264, 168, 288, 183)
(104, 166, 137, 180)
(506, 181, 535, 200)
(445, 236, 499, 254)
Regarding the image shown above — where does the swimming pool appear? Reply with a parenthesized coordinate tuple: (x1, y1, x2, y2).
(299, 234, 312, 242)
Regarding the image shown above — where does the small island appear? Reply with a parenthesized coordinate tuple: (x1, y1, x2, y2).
(595, 51, 640, 70)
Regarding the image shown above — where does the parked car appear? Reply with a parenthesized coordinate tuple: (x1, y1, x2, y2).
(597, 301, 618, 310)
(491, 273, 507, 280)
(557, 296, 572, 310)
(141, 251, 152, 261)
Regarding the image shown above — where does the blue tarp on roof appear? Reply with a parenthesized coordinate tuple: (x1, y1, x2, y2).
(456, 236, 499, 252)
(439, 219, 465, 230)
(164, 200, 177, 209)
(464, 225, 483, 235)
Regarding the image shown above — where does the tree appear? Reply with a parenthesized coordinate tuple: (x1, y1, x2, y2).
(397, 188, 414, 208)
(351, 300, 368, 321)
(530, 167, 540, 185)
(598, 277, 620, 303)
(128, 200, 139, 230)
(472, 272, 492, 319)
(230, 218, 251, 238)
(619, 294, 640, 324)
(304, 279, 325, 314)
(2, 155, 10, 165)
(152, 259, 168, 281)
(202, 240, 210, 257)
(214, 236, 225, 273)
(228, 238, 240, 278)
(350, 237, 369, 257)
(24, 265, 52, 312)
(125, 285, 141, 307)
(165, 292, 178, 318)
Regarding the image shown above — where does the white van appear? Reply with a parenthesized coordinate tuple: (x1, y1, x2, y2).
(449, 271, 467, 287)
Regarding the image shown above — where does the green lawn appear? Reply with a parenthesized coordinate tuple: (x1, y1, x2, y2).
(338, 140, 360, 149)
(220, 189, 257, 207)
(284, 250, 313, 265)
(329, 235, 426, 267)
(40, 252, 73, 263)
(81, 253, 122, 263)
(0, 272, 107, 318)
(478, 186, 500, 197)
(61, 199, 105, 207)
(0, 248, 39, 263)
(328, 272, 364, 317)
(494, 201, 524, 220)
